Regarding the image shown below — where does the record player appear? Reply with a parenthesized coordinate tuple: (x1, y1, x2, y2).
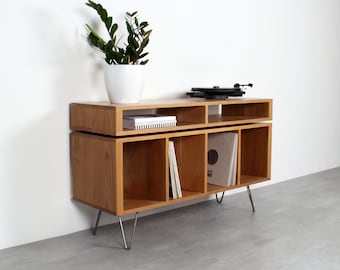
(186, 83, 253, 100)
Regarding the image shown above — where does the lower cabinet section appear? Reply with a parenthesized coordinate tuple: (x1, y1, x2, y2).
(71, 123, 271, 216)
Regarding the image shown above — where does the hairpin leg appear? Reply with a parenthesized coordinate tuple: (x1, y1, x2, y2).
(92, 210, 102, 235)
(247, 186, 255, 212)
(215, 192, 225, 204)
(118, 212, 138, 250)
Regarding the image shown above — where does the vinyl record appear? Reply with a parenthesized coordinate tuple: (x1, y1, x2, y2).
(207, 132, 238, 187)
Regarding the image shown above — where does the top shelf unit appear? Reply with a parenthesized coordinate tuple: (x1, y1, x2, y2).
(70, 98, 272, 137)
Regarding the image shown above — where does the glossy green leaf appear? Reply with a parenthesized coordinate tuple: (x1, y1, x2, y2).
(140, 59, 149, 65)
(126, 21, 133, 34)
(140, 22, 148, 28)
(105, 17, 112, 31)
(138, 52, 149, 59)
(140, 37, 149, 49)
(110, 23, 118, 39)
(126, 11, 137, 17)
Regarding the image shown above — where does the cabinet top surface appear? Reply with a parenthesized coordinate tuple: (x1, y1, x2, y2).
(72, 98, 272, 109)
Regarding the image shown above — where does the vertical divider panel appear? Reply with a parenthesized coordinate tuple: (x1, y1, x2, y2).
(165, 137, 170, 202)
(236, 129, 242, 186)
(203, 132, 208, 193)
(148, 138, 167, 202)
(204, 105, 209, 125)
(170, 134, 206, 195)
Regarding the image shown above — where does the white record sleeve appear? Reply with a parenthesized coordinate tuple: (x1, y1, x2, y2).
(207, 132, 238, 187)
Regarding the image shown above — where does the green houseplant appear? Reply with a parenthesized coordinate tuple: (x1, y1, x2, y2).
(85, 0, 152, 103)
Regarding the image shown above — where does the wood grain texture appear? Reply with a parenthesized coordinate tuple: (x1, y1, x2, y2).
(170, 134, 206, 193)
(71, 132, 117, 214)
(70, 99, 272, 137)
(240, 126, 271, 184)
(123, 139, 167, 203)
(221, 102, 271, 119)
(70, 104, 117, 136)
(70, 99, 272, 216)
(114, 141, 124, 215)
(157, 106, 206, 125)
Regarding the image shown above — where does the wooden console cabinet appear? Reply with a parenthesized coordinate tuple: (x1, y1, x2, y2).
(70, 98, 272, 248)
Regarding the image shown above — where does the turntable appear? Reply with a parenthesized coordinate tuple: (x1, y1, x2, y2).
(186, 83, 253, 100)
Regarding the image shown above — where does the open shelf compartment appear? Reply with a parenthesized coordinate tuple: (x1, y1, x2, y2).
(168, 134, 206, 200)
(208, 101, 271, 124)
(240, 126, 270, 185)
(123, 139, 167, 211)
(157, 106, 205, 126)
(206, 131, 239, 192)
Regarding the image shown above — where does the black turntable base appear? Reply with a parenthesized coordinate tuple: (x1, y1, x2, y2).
(186, 83, 252, 100)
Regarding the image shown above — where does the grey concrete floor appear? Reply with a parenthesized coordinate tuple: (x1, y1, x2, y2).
(1, 167, 340, 270)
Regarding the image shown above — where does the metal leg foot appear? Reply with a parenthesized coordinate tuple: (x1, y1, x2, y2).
(118, 212, 138, 250)
(92, 210, 102, 235)
(215, 192, 225, 204)
(247, 186, 255, 212)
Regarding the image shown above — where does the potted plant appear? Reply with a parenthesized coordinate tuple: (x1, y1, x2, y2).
(85, 0, 152, 103)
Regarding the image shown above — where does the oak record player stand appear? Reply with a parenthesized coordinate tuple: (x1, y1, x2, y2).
(70, 98, 272, 250)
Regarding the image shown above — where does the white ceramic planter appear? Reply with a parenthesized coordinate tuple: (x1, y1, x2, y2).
(104, 64, 144, 104)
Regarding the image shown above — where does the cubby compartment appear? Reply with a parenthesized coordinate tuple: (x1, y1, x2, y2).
(207, 131, 239, 193)
(123, 139, 167, 211)
(208, 101, 271, 125)
(157, 106, 205, 126)
(168, 134, 206, 199)
(240, 126, 270, 185)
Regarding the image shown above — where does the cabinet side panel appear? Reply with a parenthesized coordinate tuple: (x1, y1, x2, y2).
(267, 124, 272, 179)
(71, 133, 116, 214)
(70, 104, 117, 136)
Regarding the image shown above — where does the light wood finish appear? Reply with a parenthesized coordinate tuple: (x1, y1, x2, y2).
(115, 141, 124, 214)
(70, 98, 272, 216)
(240, 127, 270, 184)
(158, 106, 206, 125)
(70, 98, 272, 136)
(70, 104, 117, 136)
(170, 134, 206, 193)
(71, 132, 117, 214)
(221, 102, 270, 118)
(123, 139, 166, 202)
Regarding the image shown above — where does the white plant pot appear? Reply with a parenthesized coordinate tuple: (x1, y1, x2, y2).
(104, 64, 144, 104)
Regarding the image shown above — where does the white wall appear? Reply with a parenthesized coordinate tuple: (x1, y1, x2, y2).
(1, 0, 340, 249)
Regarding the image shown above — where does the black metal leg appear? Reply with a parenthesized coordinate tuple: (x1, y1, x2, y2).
(215, 192, 225, 204)
(92, 210, 102, 235)
(247, 186, 255, 212)
(118, 212, 138, 250)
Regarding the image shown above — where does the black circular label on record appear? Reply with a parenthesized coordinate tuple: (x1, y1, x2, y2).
(208, 149, 218, 165)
